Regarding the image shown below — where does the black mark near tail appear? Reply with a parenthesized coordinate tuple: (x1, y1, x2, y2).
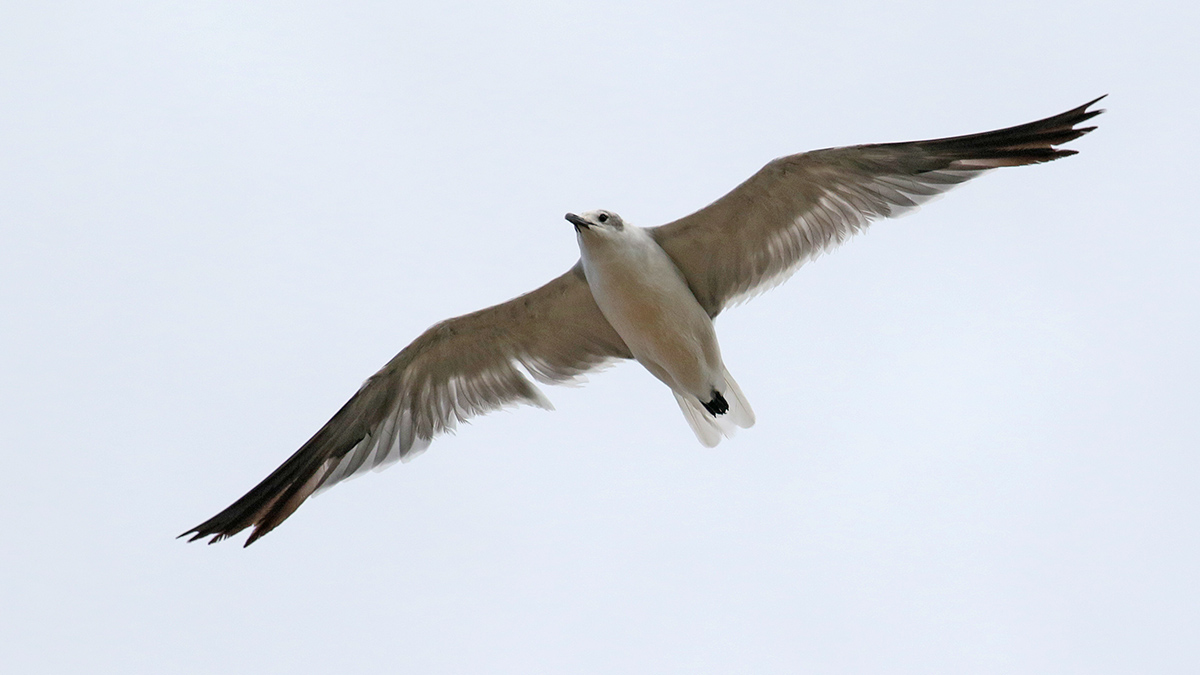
(702, 390, 729, 416)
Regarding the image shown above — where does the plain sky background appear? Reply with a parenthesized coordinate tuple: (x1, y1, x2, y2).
(2, 1, 1197, 673)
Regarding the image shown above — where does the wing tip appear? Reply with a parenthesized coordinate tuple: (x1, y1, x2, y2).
(924, 95, 1105, 168)
(178, 521, 250, 546)
(177, 514, 284, 547)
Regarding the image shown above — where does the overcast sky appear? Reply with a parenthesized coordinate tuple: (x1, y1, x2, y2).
(2, 1, 1197, 673)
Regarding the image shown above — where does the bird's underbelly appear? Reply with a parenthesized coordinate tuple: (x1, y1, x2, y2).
(586, 262, 720, 396)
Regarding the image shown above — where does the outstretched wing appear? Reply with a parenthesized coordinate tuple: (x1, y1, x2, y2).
(651, 97, 1104, 316)
(182, 262, 631, 546)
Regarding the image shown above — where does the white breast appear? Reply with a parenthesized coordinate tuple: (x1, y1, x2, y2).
(578, 226, 721, 397)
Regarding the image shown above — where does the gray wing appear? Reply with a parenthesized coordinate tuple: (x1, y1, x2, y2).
(650, 97, 1104, 316)
(182, 262, 631, 546)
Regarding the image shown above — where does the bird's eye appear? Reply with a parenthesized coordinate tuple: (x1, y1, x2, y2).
(598, 213, 609, 223)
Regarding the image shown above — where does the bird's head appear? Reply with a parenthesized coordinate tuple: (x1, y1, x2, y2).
(565, 210, 627, 237)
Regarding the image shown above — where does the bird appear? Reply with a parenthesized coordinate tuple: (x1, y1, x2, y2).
(183, 97, 1104, 546)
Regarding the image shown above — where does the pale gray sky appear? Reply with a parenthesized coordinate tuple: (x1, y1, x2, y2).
(2, 1, 1197, 673)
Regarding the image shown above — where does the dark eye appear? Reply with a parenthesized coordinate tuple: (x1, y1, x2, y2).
(598, 213, 609, 223)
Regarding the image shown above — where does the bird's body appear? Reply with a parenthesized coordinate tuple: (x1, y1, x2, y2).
(574, 213, 754, 446)
(580, 220, 716, 395)
(184, 97, 1105, 546)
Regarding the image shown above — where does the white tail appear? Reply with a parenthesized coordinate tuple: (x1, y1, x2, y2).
(671, 367, 755, 446)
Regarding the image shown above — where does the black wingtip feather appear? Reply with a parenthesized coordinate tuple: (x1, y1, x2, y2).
(178, 381, 385, 546)
(903, 95, 1105, 169)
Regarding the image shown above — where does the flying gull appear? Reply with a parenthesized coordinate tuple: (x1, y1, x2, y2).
(183, 97, 1104, 546)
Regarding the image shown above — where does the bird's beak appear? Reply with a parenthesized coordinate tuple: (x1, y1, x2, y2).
(565, 213, 590, 231)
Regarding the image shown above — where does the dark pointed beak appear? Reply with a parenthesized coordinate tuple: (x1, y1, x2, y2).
(565, 213, 590, 230)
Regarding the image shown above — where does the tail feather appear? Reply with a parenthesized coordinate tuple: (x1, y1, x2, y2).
(721, 366, 755, 429)
(673, 391, 724, 447)
(671, 368, 756, 446)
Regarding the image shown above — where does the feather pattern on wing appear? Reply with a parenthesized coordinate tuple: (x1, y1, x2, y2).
(651, 97, 1104, 316)
(181, 263, 631, 546)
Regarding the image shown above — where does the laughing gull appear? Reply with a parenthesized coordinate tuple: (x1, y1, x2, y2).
(184, 97, 1103, 545)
